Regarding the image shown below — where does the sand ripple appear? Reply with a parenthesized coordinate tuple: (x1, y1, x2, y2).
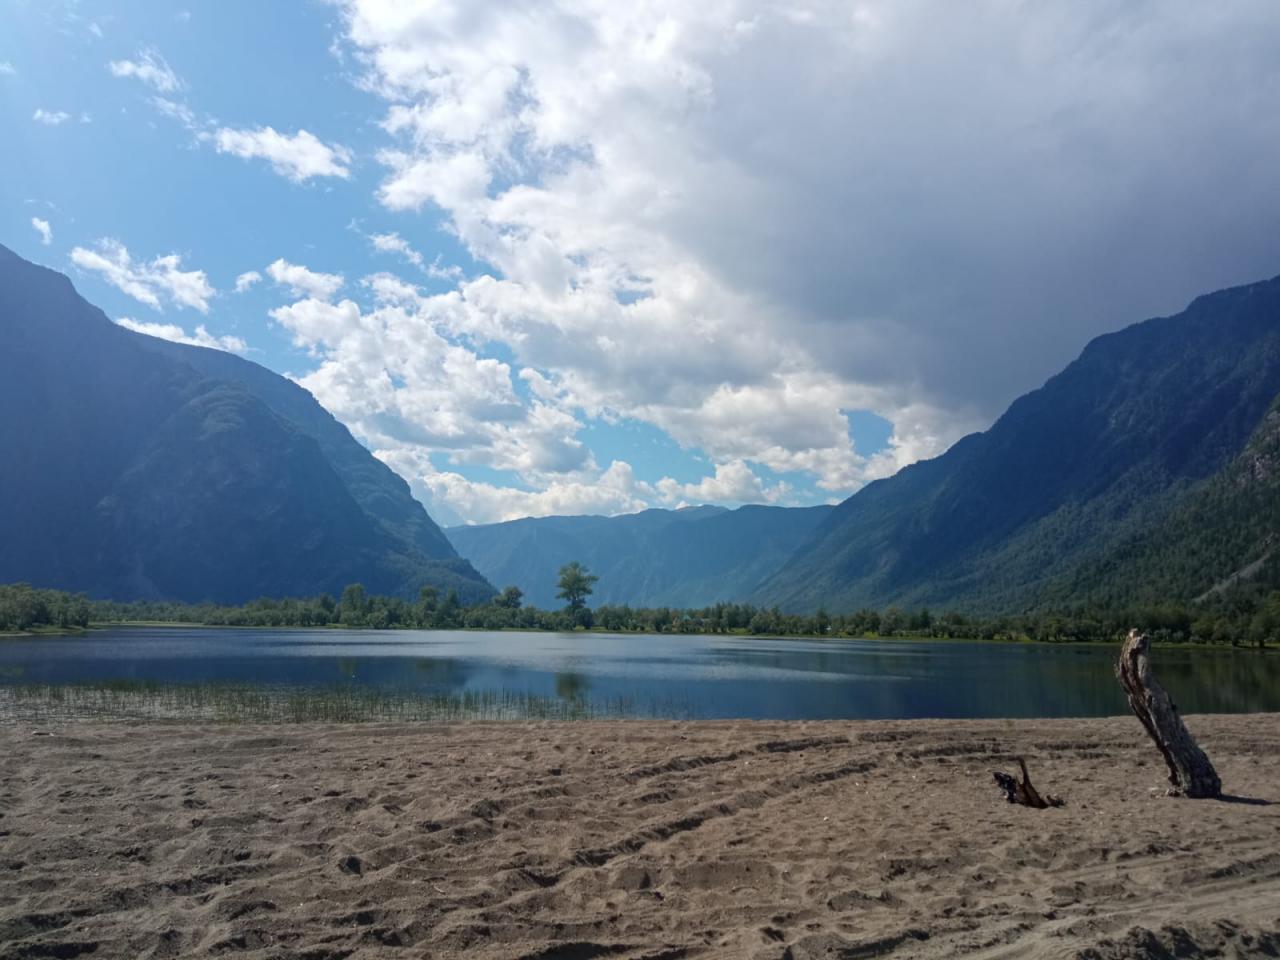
(2, 715, 1278, 958)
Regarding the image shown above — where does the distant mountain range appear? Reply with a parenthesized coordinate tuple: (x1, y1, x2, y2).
(455, 275, 1280, 615)
(448, 504, 833, 609)
(0, 244, 493, 604)
(6, 239, 1278, 616)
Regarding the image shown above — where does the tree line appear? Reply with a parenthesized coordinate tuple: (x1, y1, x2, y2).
(3, 559, 1277, 646)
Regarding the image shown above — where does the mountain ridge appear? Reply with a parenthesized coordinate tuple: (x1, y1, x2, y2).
(0, 243, 493, 604)
(755, 273, 1280, 613)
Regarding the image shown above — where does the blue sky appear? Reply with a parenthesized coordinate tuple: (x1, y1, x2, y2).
(4, 1, 1279, 525)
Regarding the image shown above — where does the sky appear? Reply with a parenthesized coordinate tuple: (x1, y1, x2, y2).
(4, 1, 1280, 527)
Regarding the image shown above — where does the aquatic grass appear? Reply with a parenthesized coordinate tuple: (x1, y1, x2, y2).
(0, 681, 694, 724)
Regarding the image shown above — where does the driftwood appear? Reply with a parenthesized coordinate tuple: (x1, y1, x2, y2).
(993, 757, 1065, 808)
(1115, 629, 1222, 798)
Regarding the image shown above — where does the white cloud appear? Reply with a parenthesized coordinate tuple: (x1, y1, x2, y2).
(270, 297, 362, 353)
(369, 231, 423, 269)
(32, 109, 71, 126)
(656, 460, 787, 508)
(427, 256, 464, 282)
(70, 239, 215, 313)
(115, 317, 247, 354)
(330, 0, 1280, 520)
(266, 259, 344, 300)
(233, 270, 262, 293)
(256, 261, 819, 525)
(30, 218, 52, 245)
(365, 229, 464, 281)
(330, 1, 964, 507)
(263, 276, 593, 494)
(108, 48, 182, 93)
(214, 126, 351, 181)
(150, 96, 199, 130)
(0, 62, 15, 76)
(383, 453, 653, 525)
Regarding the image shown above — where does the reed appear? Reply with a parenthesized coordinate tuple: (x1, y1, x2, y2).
(0, 681, 692, 724)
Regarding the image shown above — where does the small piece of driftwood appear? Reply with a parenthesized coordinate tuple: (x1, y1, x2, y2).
(1115, 629, 1222, 799)
(993, 757, 1064, 808)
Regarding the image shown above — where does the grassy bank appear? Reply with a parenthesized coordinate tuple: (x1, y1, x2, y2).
(0, 680, 684, 724)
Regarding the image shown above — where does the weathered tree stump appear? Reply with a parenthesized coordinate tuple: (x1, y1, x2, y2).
(1115, 629, 1222, 798)
(993, 757, 1065, 808)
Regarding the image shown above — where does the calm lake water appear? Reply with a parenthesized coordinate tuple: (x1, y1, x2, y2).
(2, 627, 1278, 720)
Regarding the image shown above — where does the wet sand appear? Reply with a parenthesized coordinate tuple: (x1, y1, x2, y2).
(2, 715, 1279, 959)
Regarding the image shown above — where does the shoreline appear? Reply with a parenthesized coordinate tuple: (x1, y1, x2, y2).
(3, 678, 1280, 726)
(3, 714, 1277, 958)
(2, 619, 1274, 651)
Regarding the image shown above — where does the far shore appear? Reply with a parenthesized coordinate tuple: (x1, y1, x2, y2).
(3, 619, 1275, 652)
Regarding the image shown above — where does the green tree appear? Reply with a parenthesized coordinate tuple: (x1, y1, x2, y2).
(556, 561, 599, 613)
(339, 583, 368, 626)
(438, 588, 461, 627)
(814, 606, 831, 635)
(416, 585, 439, 627)
(496, 585, 524, 609)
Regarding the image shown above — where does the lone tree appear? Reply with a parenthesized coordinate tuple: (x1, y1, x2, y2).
(556, 561, 598, 612)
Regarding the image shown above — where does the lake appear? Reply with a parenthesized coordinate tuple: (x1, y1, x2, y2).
(1, 627, 1277, 720)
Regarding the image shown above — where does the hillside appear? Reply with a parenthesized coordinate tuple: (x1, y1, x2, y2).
(0, 243, 492, 604)
(449, 504, 833, 608)
(1056, 398, 1280, 608)
(756, 274, 1280, 613)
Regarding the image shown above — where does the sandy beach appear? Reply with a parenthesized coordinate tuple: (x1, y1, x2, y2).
(2, 715, 1278, 959)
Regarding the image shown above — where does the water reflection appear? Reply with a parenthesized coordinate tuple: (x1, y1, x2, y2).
(555, 671, 590, 702)
(0, 627, 1276, 720)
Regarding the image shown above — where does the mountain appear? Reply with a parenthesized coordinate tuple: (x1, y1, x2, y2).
(1055, 397, 1280, 608)
(448, 504, 833, 608)
(757, 274, 1280, 613)
(0, 243, 493, 604)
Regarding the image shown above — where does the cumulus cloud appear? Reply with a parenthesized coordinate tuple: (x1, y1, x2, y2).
(115, 317, 247, 354)
(255, 260, 803, 522)
(266, 259, 344, 300)
(32, 109, 70, 126)
(108, 48, 182, 92)
(259, 271, 622, 516)
(30, 218, 52, 245)
(214, 126, 352, 181)
(328, 0, 1280, 519)
(70, 239, 215, 313)
(384, 453, 653, 526)
(656, 460, 787, 508)
(234, 270, 262, 293)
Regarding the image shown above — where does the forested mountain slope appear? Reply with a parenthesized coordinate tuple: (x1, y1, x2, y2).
(756, 274, 1280, 613)
(1056, 398, 1280, 608)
